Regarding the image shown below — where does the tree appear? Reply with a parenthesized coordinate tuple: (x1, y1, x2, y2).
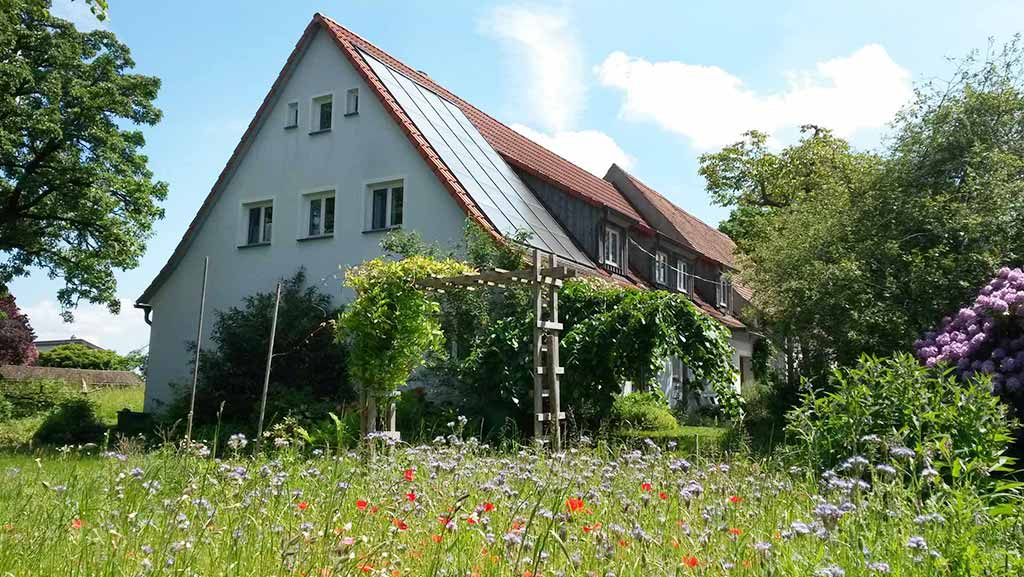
(701, 40, 1024, 387)
(37, 343, 127, 370)
(0, 291, 37, 365)
(0, 0, 166, 318)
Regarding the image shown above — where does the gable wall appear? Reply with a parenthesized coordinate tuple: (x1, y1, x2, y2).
(143, 29, 467, 411)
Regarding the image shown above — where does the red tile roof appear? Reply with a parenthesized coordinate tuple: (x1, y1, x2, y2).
(319, 15, 651, 230)
(618, 168, 738, 268)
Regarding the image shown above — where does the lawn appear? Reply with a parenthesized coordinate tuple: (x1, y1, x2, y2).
(0, 384, 143, 447)
(0, 437, 1020, 576)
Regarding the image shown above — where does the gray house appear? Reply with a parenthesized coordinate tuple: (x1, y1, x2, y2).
(135, 13, 757, 413)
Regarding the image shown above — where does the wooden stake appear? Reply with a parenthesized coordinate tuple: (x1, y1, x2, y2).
(255, 282, 282, 452)
(185, 256, 209, 444)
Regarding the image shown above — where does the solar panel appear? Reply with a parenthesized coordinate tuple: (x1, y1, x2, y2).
(359, 49, 593, 268)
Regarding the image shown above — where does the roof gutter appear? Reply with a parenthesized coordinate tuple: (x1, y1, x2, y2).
(134, 302, 153, 326)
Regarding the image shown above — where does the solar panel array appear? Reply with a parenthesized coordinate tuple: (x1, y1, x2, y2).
(359, 49, 594, 268)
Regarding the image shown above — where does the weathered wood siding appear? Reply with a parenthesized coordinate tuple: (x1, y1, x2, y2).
(516, 170, 603, 262)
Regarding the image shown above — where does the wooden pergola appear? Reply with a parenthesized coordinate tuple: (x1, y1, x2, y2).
(418, 249, 574, 451)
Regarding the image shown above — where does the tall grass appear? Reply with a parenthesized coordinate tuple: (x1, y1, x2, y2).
(0, 437, 1020, 576)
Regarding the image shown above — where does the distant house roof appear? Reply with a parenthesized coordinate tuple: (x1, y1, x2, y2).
(0, 365, 142, 387)
(606, 164, 737, 268)
(34, 338, 104, 351)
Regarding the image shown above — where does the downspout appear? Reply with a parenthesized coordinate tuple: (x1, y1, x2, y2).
(134, 302, 153, 326)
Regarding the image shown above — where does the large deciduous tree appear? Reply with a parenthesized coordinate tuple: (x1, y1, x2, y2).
(702, 39, 1024, 387)
(0, 0, 166, 317)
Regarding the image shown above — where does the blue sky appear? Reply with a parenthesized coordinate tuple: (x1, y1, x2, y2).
(12, 0, 1024, 353)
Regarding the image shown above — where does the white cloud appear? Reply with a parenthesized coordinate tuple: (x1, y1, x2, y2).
(510, 124, 634, 176)
(479, 4, 584, 132)
(49, 0, 108, 32)
(22, 298, 148, 355)
(596, 44, 912, 150)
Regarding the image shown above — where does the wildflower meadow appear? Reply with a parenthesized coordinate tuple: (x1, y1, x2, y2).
(0, 432, 1021, 577)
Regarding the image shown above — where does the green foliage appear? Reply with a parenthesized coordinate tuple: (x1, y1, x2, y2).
(337, 255, 473, 402)
(561, 278, 740, 427)
(33, 396, 105, 445)
(178, 269, 350, 425)
(610, 392, 679, 432)
(0, 379, 66, 418)
(0, 0, 167, 316)
(36, 343, 130, 370)
(0, 291, 37, 365)
(786, 354, 1016, 482)
(702, 40, 1024, 385)
(0, 394, 11, 421)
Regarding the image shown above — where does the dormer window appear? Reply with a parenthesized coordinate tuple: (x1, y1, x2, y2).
(717, 273, 733, 309)
(604, 227, 621, 267)
(676, 259, 692, 294)
(655, 251, 668, 285)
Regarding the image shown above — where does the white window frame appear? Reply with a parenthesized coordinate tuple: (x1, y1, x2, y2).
(345, 88, 359, 116)
(604, 227, 620, 267)
(284, 100, 299, 129)
(676, 258, 691, 294)
(364, 178, 405, 232)
(655, 251, 668, 285)
(310, 92, 333, 133)
(240, 198, 274, 247)
(717, 273, 733, 309)
(300, 189, 336, 239)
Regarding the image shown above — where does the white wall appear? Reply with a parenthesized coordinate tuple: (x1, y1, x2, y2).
(143, 29, 467, 412)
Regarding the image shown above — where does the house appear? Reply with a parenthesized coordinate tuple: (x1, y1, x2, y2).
(135, 13, 757, 413)
(34, 337, 105, 354)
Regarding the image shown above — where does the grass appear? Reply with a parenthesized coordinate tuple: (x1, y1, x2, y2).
(0, 437, 1020, 576)
(0, 384, 143, 447)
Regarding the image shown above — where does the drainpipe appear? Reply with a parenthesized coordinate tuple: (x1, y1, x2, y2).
(134, 302, 153, 326)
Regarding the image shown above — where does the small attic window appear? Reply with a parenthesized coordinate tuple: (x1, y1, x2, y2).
(345, 88, 359, 116)
(311, 93, 332, 133)
(285, 101, 298, 128)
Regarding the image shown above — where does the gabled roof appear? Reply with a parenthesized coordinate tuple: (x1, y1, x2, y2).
(138, 14, 648, 305)
(35, 337, 104, 350)
(318, 15, 651, 230)
(606, 164, 737, 268)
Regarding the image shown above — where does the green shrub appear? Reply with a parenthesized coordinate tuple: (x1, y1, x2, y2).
(786, 354, 1015, 479)
(34, 396, 106, 445)
(611, 392, 679, 432)
(0, 380, 66, 418)
(0, 394, 11, 421)
(36, 343, 133, 370)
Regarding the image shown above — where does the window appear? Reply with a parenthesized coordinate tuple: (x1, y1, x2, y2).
(717, 273, 733, 309)
(345, 88, 359, 115)
(244, 202, 273, 245)
(285, 101, 298, 128)
(366, 181, 404, 231)
(312, 94, 332, 132)
(676, 259, 691, 293)
(604, 227, 620, 267)
(303, 191, 335, 238)
(655, 251, 668, 285)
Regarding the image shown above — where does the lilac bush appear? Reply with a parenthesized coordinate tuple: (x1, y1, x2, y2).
(914, 267, 1024, 411)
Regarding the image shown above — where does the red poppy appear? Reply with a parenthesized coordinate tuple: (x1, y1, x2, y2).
(392, 518, 408, 531)
(404, 468, 415, 482)
(356, 500, 368, 511)
(618, 539, 629, 548)
(565, 498, 585, 513)
(729, 527, 742, 536)
(298, 501, 309, 511)
(406, 491, 417, 502)
(482, 502, 495, 512)
(431, 534, 442, 543)
(729, 495, 743, 505)
(371, 506, 379, 514)
(683, 555, 699, 568)
(438, 516, 452, 526)
(466, 517, 477, 525)
(71, 519, 83, 530)
(359, 563, 373, 573)
(641, 482, 652, 492)
(658, 492, 668, 500)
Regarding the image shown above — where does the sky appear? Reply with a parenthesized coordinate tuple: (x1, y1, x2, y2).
(10, 0, 1024, 354)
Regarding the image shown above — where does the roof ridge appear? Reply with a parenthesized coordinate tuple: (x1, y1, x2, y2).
(620, 167, 735, 248)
